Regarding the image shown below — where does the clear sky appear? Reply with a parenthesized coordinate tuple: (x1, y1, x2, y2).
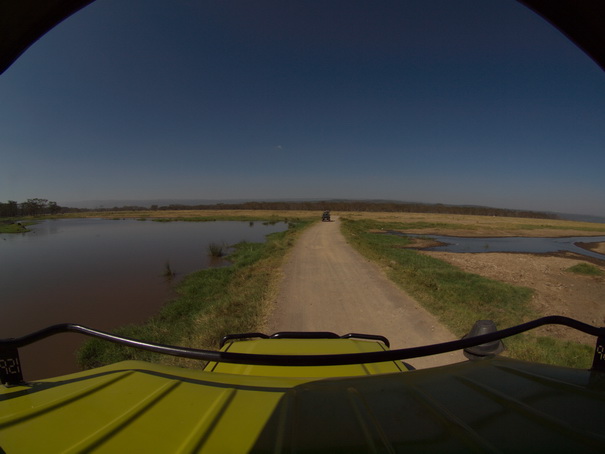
(1, 0, 604, 216)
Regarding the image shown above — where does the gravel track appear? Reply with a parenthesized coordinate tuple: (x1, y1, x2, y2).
(265, 217, 464, 369)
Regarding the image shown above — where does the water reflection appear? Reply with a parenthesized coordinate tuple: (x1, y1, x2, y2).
(386, 232, 605, 261)
(0, 218, 287, 379)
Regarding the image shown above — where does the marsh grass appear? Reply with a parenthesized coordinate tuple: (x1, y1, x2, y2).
(208, 242, 225, 257)
(566, 263, 604, 276)
(77, 219, 314, 369)
(341, 218, 592, 368)
(163, 261, 175, 278)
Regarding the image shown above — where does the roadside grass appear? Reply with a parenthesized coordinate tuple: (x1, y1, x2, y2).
(506, 335, 593, 368)
(566, 263, 604, 276)
(341, 218, 593, 368)
(77, 219, 313, 369)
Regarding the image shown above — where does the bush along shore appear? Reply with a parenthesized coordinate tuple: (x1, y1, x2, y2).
(77, 218, 313, 370)
(340, 218, 593, 368)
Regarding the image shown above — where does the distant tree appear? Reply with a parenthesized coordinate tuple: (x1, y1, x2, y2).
(0, 200, 19, 217)
(0, 199, 77, 217)
(20, 198, 48, 216)
(48, 201, 61, 214)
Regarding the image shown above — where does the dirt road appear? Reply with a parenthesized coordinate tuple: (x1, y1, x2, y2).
(265, 217, 464, 368)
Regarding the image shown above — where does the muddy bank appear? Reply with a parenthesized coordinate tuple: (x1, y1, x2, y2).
(577, 241, 605, 255)
(397, 237, 446, 249)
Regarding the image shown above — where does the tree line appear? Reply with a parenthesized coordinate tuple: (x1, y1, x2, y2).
(0, 198, 64, 217)
(1, 198, 558, 220)
(153, 200, 558, 220)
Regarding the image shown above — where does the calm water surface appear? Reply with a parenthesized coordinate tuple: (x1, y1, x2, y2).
(0, 218, 287, 379)
(387, 232, 605, 260)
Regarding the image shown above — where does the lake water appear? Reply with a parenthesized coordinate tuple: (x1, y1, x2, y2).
(0, 218, 288, 379)
(387, 232, 605, 261)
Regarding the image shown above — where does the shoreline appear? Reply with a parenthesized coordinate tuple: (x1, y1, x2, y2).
(577, 241, 605, 255)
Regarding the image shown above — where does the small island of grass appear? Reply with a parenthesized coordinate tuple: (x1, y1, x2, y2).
(0, 221, 32, 233)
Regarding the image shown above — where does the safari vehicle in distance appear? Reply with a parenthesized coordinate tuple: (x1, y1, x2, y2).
(322, 210, 331, 221)
(1, 1, 605, 452)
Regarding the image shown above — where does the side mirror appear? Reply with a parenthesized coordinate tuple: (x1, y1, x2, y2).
(463, 320, 505, 360)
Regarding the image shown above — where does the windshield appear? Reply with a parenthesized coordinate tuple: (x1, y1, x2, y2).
(1, 1, 604, 381)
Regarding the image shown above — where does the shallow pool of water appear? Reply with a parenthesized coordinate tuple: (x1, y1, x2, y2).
(386, 232, 605, 261)
(0, 218, 287, 379)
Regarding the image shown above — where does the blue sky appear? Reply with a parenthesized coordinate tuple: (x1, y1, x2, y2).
(1, 0, 604, 216)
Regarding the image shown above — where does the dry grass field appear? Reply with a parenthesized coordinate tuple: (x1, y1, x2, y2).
(336, 211, 605, 237)
(75, 209, 605, 237)
(74, 209, 318, 221)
